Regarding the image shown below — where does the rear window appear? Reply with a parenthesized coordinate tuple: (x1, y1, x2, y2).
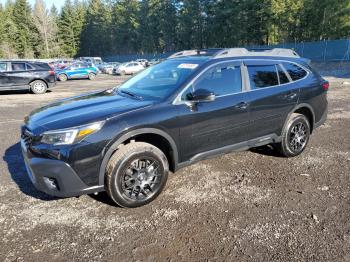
(11, 63, 26, 71)
(283, 63, 308, 81)
(26, 63, 34, 70)
(247, 65, 279, 89)
(277, 65, 290, 84)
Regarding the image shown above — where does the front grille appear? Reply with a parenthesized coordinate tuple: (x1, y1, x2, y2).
(21, 129, 34, 147)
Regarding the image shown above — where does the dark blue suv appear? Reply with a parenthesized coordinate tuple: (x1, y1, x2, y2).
(21, 48, 328, 207)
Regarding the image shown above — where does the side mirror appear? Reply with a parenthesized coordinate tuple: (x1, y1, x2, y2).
(191, 89, 216, 103)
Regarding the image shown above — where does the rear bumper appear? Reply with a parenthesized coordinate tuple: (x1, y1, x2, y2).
(47, 81, 56, 88)
(21, 140, 104, 197)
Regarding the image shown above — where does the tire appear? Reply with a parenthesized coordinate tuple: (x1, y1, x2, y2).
(276, 113, 311, 157)
(30, 80, 47, 94)
(120, 71, 126, 76)
(105, 142, 169, 208)
(58, 74, 68, 82)
(88, 72, 96, 80)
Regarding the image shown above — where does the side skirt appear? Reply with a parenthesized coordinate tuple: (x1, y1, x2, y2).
(176, 134, 281, 171)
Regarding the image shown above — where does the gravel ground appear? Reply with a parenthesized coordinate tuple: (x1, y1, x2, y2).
(0, 74, 349, 261)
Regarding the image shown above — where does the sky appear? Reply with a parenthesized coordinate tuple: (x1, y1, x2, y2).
(0, 0, 66, 10)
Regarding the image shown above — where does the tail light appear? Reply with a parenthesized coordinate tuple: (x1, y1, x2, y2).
(48, 70, 55, 76)
(322, 81, 329, 91)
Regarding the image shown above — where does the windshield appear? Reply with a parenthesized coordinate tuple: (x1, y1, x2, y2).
(117, 60, 203, 99)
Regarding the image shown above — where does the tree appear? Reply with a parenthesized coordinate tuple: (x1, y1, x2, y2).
(58, 0, 86, 57)
(33, 0, 57, 57)
(12, 0, 36, 58)
(79, 0, 112, 56)
(111, 0, 140, 54)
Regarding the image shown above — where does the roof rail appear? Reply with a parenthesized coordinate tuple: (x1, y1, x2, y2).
(168, 50, 208, 59)
(213, 48, 300, 59)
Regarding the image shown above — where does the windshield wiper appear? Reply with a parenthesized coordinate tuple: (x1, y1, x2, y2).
(119, 89, 143, 100)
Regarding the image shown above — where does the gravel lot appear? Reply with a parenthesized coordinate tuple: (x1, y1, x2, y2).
(0, 74, 349, 261)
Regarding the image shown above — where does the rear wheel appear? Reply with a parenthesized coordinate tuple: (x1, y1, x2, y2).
(276, 113, 311, 157)
(120, 70, 126, 76)
(88, 72, 96, 80)
(30, 80, 47, 94)
(106, 142, 169, 208)
(58, 74, 68, 82)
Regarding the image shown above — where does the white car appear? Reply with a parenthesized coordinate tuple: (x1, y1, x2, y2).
(115, 62, 144, 75)
(136, 59, 149, 67)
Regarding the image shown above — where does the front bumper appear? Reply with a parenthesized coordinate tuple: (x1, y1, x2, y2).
(21, 139, 104, 197)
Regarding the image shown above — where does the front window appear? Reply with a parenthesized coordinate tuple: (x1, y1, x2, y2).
(192, 63, 242, 97)
(117, 60, 203, 99)
(0, 63, 7, 72)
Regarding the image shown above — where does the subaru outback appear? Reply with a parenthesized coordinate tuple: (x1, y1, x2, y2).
(20, 48, 328, 207)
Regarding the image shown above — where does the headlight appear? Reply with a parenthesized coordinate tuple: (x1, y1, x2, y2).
(41, 121, 105, 145)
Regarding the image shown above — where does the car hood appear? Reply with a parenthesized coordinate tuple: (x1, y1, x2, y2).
(25, 89, 154, 134)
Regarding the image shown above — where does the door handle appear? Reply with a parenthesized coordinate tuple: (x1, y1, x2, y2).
(235, 102, 249, 110)
(285, 93, 297, 100)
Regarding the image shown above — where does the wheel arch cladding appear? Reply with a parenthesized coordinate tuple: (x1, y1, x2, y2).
(294, 105, 315, 133)
(282, 104, 315, 136)
(98, 128, 179, 185)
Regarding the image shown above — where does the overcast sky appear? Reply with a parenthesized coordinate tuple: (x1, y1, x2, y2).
(0, 0, 65, 10)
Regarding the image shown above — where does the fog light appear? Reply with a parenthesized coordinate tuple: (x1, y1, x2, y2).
(44, 177, 59, 190)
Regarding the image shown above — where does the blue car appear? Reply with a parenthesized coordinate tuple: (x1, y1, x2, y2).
(56, 62, 98, 81)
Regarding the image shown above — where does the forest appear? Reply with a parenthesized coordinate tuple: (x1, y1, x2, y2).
(0, 0, 349, 59)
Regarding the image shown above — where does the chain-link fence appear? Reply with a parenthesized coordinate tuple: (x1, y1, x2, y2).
(250, 38, 350, 62)
(104, 38, 350, 63)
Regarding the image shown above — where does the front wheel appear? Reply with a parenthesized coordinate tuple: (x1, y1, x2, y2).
(276, 113, 311, 157)
(105, 142, 169, 208)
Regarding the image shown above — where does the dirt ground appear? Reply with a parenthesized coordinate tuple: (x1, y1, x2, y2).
(0, 73, 349, 261)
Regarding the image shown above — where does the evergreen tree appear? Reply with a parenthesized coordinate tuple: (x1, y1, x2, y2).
(111, 0, 140, 54)
(12, 0, 36, 57)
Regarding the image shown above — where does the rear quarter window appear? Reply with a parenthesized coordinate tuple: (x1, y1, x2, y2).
(283, 62, 308, 81)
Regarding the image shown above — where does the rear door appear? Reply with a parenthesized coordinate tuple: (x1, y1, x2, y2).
(244, 60, 300, 141)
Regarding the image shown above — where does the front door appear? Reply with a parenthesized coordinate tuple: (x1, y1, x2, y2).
(178, 61, 251, 161)
(0, 62, 9, 88)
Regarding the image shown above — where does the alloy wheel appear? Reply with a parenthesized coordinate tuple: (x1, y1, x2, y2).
(289, 122, 308, 152)
(121, 158, 162, 201)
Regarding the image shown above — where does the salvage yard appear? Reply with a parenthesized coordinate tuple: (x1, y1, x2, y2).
(0, 74, 350, 261)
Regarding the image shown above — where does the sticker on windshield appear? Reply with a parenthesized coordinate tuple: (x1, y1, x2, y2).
(177, 63, 199, 69)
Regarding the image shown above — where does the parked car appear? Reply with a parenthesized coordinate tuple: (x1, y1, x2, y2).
(114, 62, 144, 75)
(55, 62, 98, 81)
(136, 59, 149, 67)
(99, 62, 120, 74)
(54, 60, 72, 69)
(21, 48, 328, 207)
(149, 59, 161, 66)
(76, 57, 103, 65)
(0, 60, 56, 94)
